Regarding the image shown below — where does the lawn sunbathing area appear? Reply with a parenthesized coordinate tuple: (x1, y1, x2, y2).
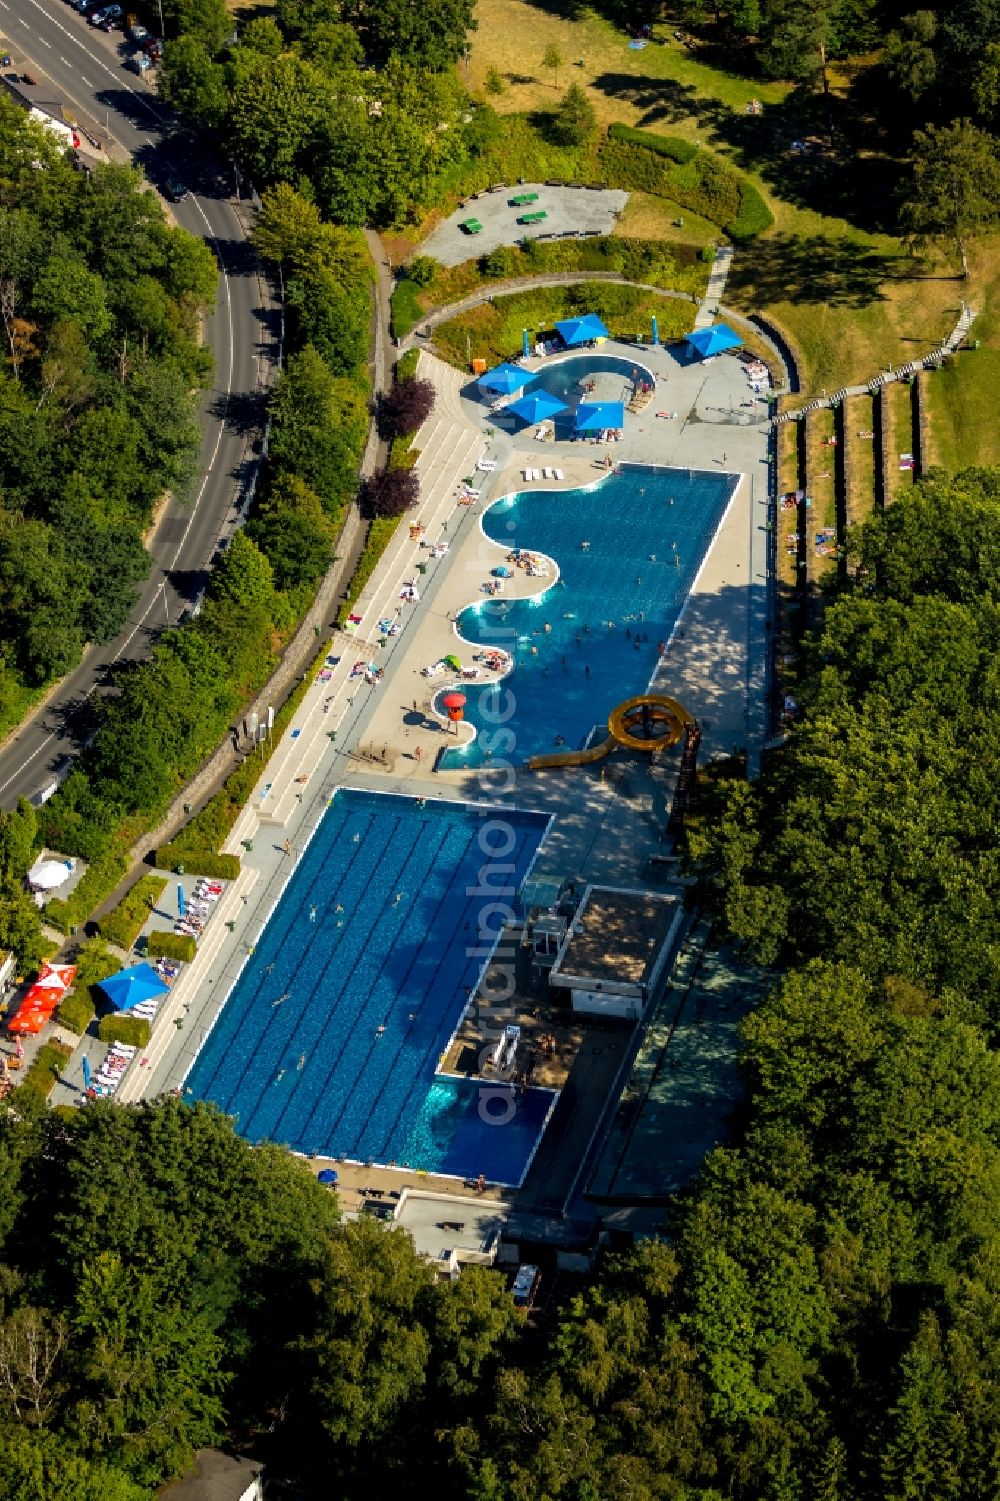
(465, 0, 1000, 428)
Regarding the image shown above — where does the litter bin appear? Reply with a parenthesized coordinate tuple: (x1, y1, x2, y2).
(417, 562, 427, 574)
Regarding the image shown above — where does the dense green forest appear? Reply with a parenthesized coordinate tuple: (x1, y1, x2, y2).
(0, 97, 217, 720)
(0, 96, 371, 959)
(3, 476, 998, 1500)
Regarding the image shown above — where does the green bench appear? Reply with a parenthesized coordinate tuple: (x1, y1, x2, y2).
(510, 192, 540, 206)
(460, 218, 484, 234)
(518, 210, 548, 225)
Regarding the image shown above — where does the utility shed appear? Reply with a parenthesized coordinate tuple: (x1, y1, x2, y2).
(156, 1450, 264, 1501)
(548, 887, 681, 1021)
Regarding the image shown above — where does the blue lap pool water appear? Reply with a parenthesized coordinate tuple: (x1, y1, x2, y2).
(185, 791, 554, 1183)
(441, 464, 736, 768)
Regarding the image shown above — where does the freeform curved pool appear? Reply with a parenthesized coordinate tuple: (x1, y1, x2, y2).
(440, 464, 737, 769)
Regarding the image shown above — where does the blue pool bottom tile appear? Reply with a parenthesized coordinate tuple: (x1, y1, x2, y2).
(185, 792, 551, 1182)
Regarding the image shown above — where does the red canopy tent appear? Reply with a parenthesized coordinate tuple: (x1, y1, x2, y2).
(7, 963, 77, 1035)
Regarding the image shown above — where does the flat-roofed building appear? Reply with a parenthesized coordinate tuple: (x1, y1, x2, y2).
(548, 886, 681, 1021)
(395, 1189, 510, 1279)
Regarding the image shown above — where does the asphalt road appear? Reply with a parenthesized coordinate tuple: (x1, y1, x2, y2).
(0, 0, 275, 808)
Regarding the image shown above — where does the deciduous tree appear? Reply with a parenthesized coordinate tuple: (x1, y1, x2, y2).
(901, 119, 1000, 276)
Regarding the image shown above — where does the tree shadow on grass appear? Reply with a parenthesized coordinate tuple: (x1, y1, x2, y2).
(590, 72, 904, 235)
(726, 232, 898, 310)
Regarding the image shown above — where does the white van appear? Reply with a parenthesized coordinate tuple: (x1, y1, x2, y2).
(511, 1264, 541, 1311)
(30, 780, 59, 807)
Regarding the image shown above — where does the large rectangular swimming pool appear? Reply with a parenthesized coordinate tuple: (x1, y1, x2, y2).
(185, 791, 553, 1182)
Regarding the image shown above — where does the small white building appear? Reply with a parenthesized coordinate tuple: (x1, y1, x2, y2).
(395, 1189, 509, 1280)
(547, 886, 682, 1021)
(0, 78, 80, 149)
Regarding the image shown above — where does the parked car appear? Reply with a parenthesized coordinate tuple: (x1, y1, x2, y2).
(125, 50, 151, 72)
(164, 176, 188, 202)
(143, 36, 162, 59)
(127, 20, 149, 42)
(91, 4, 123, 24)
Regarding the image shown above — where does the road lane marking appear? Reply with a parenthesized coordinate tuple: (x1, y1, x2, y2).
(0, 734, 54, 798)
(167, 202, 236, 574)
(25, 0, 169, 128)
(2, 0, 255, 793)
(38, 33, 50, 44)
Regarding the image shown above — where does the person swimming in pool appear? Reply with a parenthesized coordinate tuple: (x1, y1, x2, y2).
(309, 905, 317, 922)
(297, 1054, 307, 1070)
(273, 992, 291, 1008)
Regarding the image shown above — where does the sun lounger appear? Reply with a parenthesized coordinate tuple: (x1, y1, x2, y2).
(554, 468, 564, 480)
(477, 458, 496, 472)
(543, 467, 554, 479)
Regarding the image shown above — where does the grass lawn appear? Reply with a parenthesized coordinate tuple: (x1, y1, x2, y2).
(844, 393, 876, 528)
(887, 380, 916, 501)
(467, 3, 788, 128)
(468, 1, 996, 401)
(615, 190, 722, 246)
(807, 410, 838, 584)
(922, 239, 1000, 472)
(431, 283, 694, 368)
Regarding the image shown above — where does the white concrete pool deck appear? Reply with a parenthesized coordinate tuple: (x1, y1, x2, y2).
(59, 338, 770, 1110)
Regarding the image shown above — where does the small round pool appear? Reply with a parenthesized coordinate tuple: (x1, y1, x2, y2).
(502, 354, 655, 440)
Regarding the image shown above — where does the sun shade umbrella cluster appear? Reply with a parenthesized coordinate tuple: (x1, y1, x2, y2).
(505, 389, 567, 425)
(26, 858, 75, 891)
(574, 401, 625, 431)
(554, 314, 610, 346)
(684, 323, 743, 359)
(478, 363, 537, 395)
(98, 963, 170, 1013)
(7, 963, 77, 1035)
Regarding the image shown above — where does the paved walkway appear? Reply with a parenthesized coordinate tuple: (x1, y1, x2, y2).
(694, 244, 734, 329)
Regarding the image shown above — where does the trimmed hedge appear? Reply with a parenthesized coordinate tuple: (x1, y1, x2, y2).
(98, 1013, 151, 1048)
(335, 515, 406, 626)
(19, 1039, 73, 1100)
(57, 988, 97, 1036)
(728, 180, 774, 244)
(99, 875, 168, 951)
(45, 845, 129, 935)
(56, 937, 122, 1034)
(146, 930, 197, 962)
(607, 121, 697, 164)
(390, 281, 424, 340)
(599, 128, 773, 243)
(395, 349, 420, 382)
(388, 436, 420, 471)
(155, 847, 241, 880)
